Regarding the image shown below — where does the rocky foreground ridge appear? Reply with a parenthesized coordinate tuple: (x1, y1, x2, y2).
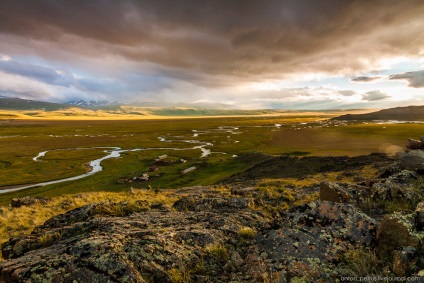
(1, 146, 424, 282)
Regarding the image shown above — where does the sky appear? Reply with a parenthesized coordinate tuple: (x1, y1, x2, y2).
(0, 0, 423, 110)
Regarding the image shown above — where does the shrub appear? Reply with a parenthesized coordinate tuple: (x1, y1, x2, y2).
(238, 226, 257, 240)
(94, 200, 150, 216)
(38, 231, 61, 247)
(207, 244, 229, 262)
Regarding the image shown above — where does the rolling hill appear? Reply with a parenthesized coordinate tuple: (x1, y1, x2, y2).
(0, 96, 67, 111)
(333, 105, 424, 121)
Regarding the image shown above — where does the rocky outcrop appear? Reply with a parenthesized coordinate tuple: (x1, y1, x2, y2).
(258, 201, 377, 280)
(319, 170, 421, 211)
(1, 196, 381, 283)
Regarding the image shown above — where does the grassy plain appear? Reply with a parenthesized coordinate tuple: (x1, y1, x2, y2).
(1, 116, 423, 206)
(0, 106, 375, 120)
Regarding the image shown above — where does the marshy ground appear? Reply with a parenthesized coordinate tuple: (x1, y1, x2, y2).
(1, 116, 423, 203)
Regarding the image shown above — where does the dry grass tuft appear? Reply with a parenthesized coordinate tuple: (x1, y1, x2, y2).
(341, 246, 385, 276)
(207, 243, 229, 262)
(238, 226, 257, 240)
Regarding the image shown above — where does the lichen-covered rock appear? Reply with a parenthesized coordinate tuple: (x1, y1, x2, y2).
(370, 180, 420, 206)
(257, 201, 378, 281)
(319, 171, 421, 216)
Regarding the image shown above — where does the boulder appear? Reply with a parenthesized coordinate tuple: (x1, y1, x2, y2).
(393, 247, 417, 276)
(320, 182, 351, 203)
(400, 151, 424, 171)
(258, 201, 377, 279)
(407, 139, 423, 150)
(377, 213, 420, 259)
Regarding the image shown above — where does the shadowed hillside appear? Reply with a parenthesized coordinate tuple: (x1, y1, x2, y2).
(333, 105, 424, 121)
(0, 96, 67, 111)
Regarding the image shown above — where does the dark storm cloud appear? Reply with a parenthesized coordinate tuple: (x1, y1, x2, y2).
(362, 91, 390, 101)
(0, 0, 423, 79)
(0, 58, 141, 101)
(389, 70, 424, 88)
(0, 0, 423, 108)
(351, 76, 380, 82)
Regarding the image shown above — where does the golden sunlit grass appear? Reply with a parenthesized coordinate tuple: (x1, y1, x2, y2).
(238, 226, 257, 239)
(207, 243, 229, 261)
(0, 189, 177, 256)
(167, 267, 192, 283)
(0, 107, 350, 121)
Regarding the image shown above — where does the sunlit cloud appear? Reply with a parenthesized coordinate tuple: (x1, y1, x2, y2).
(0, 55, 11, 61)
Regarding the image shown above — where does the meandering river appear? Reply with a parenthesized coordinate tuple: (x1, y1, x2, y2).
(0, 139, 215, 194)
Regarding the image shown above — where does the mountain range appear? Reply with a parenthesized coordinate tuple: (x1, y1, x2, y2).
(67, 100, 122, 109)
(0, 96, 233, 111)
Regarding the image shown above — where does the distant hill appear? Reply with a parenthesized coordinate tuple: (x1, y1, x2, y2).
(333, 105, 424, 121)
(67, 100, 122, 109)
(149, 108, 283, 116)
(0, 96, 67, 111)
(132, 101, 234, 109)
